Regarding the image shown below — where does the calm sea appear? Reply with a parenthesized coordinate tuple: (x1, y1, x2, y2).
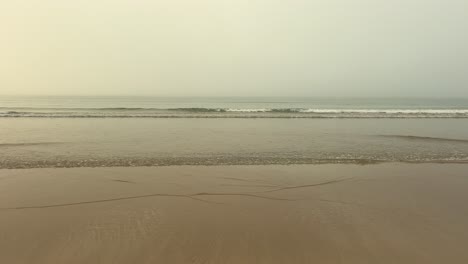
(1, 96, 468, 169)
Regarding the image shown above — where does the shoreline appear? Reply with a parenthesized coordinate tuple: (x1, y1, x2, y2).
(2, 159, 468, 170)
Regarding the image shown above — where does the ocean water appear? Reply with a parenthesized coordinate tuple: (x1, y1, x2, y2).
(1, 96, 468, 118)
(1, 96, 468, 169)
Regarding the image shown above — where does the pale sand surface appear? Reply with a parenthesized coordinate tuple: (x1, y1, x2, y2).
(1, 164, 468, 264)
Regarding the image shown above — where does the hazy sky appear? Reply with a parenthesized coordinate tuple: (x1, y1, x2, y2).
(1, 0, 467, 97)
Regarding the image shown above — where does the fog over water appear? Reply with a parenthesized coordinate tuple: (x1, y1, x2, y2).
(1, 0, 468, 97)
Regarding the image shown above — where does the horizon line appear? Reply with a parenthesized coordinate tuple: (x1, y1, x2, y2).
(1, 95, 468, 99)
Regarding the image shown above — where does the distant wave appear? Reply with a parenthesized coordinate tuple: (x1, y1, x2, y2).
(170, 108, 227, 112)
(171, 108, 468, 114)
(1, 108, 468, 118)
(0, 142, 65, 147)
(378, 135, 468, 143)
(97, 107, 147, 111)
(173, 108, 468, 114)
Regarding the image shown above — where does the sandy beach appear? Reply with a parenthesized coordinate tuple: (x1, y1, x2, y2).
(4, 0, 468, 262)
(1, 164, 468, 263)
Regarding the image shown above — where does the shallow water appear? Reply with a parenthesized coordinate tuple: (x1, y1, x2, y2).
(1, 118, 468, 168)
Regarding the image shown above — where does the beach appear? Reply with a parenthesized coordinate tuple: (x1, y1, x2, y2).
(3, 0, 468, 261)
(1, 97, 468, 263)
(1, 164, 468, 263)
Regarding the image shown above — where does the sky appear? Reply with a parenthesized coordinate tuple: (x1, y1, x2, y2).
(1, 0, 467, 97)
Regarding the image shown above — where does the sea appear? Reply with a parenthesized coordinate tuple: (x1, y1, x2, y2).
(1, 96, 468, 169)
(1, 96, 468, 118)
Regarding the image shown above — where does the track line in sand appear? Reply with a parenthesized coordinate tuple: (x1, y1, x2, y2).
(261, 177, 355, 193)
(0, 192, 297, 210)
(0, 177, 358, 210)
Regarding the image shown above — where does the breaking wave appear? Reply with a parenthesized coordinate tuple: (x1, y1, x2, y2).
(1, 108, 468, 118)
(378, 135, 468, 143)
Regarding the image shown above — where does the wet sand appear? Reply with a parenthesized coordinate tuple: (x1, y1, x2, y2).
(1, 164, 468, 263)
